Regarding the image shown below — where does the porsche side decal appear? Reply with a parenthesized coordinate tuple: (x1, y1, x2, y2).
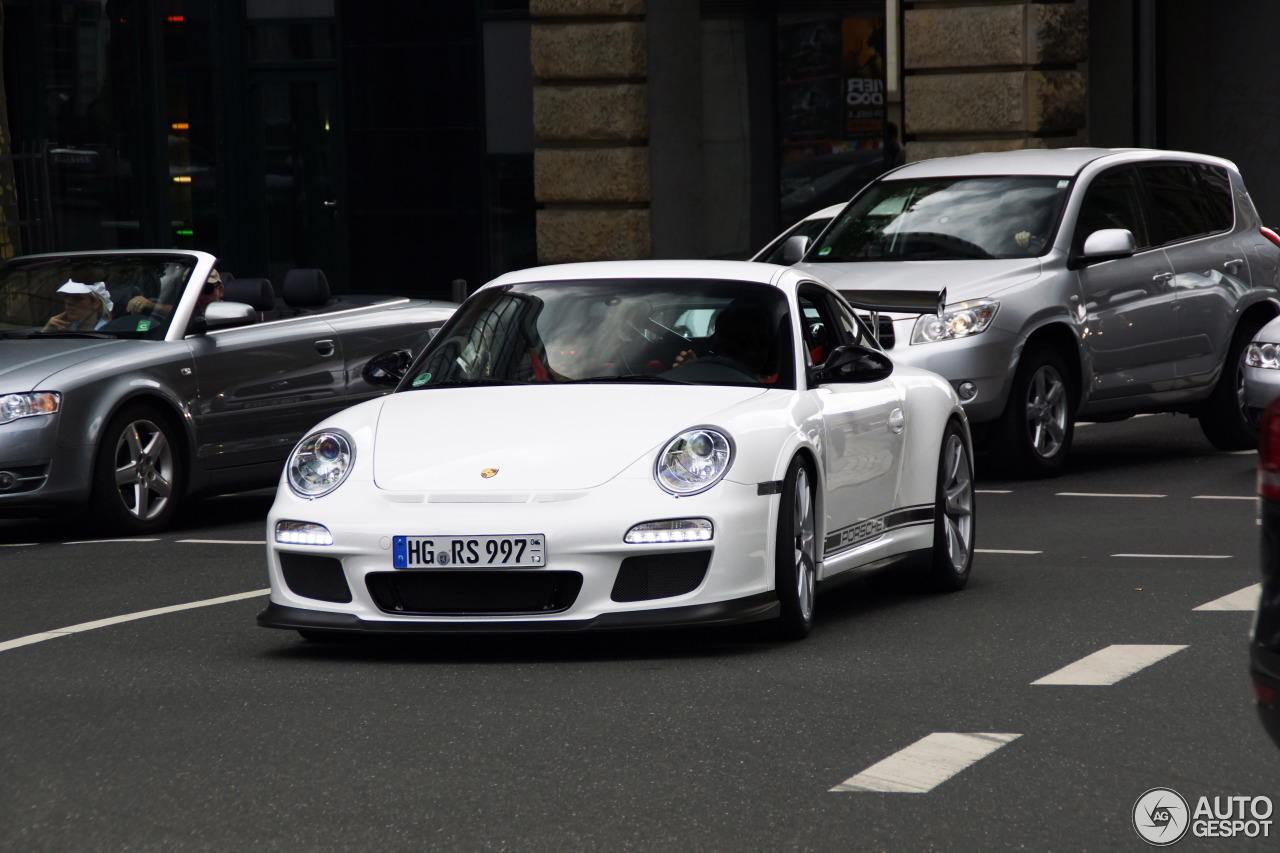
(823, 505, 934, 557)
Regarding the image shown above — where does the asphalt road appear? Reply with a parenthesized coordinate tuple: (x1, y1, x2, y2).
(1, 413, 1274, 851)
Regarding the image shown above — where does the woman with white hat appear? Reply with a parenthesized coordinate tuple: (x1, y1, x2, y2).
(42, 279, 113, 332)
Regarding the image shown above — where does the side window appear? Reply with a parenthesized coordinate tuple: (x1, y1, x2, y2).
(1140, 163, 1219, 244)
(1074, 167, 1152, 252)
(1195, 164, 1234, 233)
(797, 286, 874, 368)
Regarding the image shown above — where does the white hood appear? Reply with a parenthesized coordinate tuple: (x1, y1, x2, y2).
(372, 384, 766, 492)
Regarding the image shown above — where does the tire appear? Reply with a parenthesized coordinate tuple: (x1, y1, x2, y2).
(90, 404, 182, 534)
(770, 457, 819, 640)
(989, 345, 1075, 477)
(927, 421, 975, 592)
(1199, 315, 1269, 451)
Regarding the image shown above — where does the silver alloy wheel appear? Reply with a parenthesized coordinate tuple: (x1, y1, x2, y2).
(941, 433, 974, 574)
(113, 418, 175, 522)
(1025, 363, 1068, 459)
(792, 466, 817, 621)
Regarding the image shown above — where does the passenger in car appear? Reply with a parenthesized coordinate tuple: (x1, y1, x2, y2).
(42, 280, 112, 332)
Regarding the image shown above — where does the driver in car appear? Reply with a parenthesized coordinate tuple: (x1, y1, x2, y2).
(673, 302, 777, 382)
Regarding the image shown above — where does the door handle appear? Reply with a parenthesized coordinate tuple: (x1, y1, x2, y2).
(1152, 272, 1173, 283)
(315, 339, 336, 357)
(1225, 258, 1244, 273)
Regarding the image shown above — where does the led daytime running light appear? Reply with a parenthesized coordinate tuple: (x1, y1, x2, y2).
(274, 520, 334, 546)
(625, 519, 714, 544)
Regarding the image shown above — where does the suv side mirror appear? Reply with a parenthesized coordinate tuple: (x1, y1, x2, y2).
(781, 235, 811, 265)
(812, 344, 894, 385)
(1079, 228, 1137, 264)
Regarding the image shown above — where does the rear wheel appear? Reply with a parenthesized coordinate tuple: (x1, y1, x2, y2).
(927, 422, 975, 591)
(90, 404, 182, 534)
(771, 457, 818, 640)
(1199, 315, 1268, 450)
(989, 345, 1075, 477)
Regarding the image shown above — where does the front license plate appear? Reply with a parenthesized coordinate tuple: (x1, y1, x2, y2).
(392, 535, 545, 569)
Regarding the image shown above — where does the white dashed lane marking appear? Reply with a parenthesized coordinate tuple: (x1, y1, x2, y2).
(976, 549, 1042, 555)
(830, 733, 1022, 793)
(0, 589, 270, 654)
(63, 538, 161, 545)
(1031, 645, 1187, 686)
(1192, 495, 1254, 501)
(1194, 584, 1262, 611)
(1112, 553, 1231, 560)
(1056, 492, 1166, 499)
(177, 539, 267, 545)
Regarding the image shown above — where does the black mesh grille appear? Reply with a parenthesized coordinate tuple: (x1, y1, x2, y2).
(366, 571, 583, 615)
(280, 553, 352, 603)
(611, 551, 712, 602)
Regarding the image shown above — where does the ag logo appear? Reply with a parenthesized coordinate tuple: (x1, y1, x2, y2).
(1134, 787, 1190, 845)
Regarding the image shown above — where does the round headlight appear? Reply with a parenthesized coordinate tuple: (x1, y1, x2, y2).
(656, 428, 732, 495)
(287, 429, 355, 498)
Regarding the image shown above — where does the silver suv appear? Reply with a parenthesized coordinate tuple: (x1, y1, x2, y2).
(795, 148, 1280, 476)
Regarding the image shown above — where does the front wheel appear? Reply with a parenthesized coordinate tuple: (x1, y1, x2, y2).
(927, 422, 975, 591)
(90, 404, 182, 534)
(1199, 315, 1268, 450)
(771, 457, 819, 640)
(988, 345, 1075, 477)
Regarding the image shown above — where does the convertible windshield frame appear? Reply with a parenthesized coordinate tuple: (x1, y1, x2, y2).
(400, 277, 797, 392)
(808, 174, 1073, 262)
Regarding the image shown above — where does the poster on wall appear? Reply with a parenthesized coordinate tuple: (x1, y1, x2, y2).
(777, 15, 891, 226)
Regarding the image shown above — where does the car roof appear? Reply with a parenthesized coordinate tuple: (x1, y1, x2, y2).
(885, 147, 1238, 180)
(486, 259, 797, 289)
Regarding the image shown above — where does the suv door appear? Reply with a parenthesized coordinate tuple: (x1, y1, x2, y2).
(800, 285, 906, 568)
(1072, 166, 1180, 399)
(1141, 162, 1252, 384)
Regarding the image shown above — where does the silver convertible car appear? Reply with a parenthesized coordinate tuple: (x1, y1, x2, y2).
(0, 250, 455, 532)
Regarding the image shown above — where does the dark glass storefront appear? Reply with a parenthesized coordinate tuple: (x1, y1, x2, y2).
(0, 0, 537, 298)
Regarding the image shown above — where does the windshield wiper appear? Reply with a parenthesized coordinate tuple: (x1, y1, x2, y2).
(29, 330, 113, 339)
(420, 378, 530, 388)
(561, 374, 691, 385)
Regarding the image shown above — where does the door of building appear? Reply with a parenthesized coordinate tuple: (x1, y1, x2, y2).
(245, 70, 349, 292)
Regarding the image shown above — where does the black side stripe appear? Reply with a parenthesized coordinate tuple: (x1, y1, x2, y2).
(823, 504, 935, 557)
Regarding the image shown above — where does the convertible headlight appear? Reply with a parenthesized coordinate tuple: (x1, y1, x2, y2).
(0, 392, 61, 425)
(656, 429, 732, 496)
(1247, 342, 1280, 369)
(287, 429, 354, 498)
(910, 299, 1000, 344)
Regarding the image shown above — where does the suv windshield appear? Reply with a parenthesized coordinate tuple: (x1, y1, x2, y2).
(405, 278, 796, 390)
(809, 175, 1071, 262)
(0, 255, 195, 340)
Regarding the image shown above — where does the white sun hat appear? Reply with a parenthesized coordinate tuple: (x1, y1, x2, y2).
(57, 279, 113, 314)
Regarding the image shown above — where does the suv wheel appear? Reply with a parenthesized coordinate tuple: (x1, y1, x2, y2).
(1199, 314, 1269, 450)
(989, 345, 1075, 478)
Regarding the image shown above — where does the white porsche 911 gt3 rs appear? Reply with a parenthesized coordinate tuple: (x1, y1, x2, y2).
(257, 260, 975, 641)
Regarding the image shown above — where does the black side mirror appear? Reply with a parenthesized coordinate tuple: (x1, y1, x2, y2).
(363, 349, 412, 387)
(812, 344, 894, 385)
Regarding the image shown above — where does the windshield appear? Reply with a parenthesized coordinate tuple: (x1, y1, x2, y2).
(0, 255, 195, 340)
(809, 175, 1071, 262)
(404, 278, 796, 390)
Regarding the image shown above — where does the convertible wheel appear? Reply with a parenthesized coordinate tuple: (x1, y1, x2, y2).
(771, 457, 818, 640)
(990, 345, 1075, 478)
(91, 405, 182, 534)
(1199, 315, 1268, 450)
(928, 422, 975, 591)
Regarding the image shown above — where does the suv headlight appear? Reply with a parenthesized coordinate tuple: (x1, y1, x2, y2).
(655, 429, 732, 496)
(1247, 342, 1280, 369)
(0, 392, 61, 425)
(287, 429, 355, 498)
(911, 299, 1000, 344)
